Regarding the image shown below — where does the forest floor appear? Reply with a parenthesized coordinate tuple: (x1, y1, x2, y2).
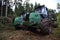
(0, 29, 60, 40)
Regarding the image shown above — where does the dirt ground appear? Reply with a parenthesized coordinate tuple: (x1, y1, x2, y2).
(0, 30, 60, 40)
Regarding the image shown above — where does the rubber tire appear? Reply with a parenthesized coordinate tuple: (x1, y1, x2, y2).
(40, 21, 52, 35)
(46, 27, 52, 34)
(53, 21, 58, 28)
(15, 24, 22, 30)
(27, 27, 37, 32)
(40, 27, 52, 35)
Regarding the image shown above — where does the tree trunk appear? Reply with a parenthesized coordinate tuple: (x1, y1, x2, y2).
(5, 4, 7, 17)
(1, 5, 2, 17)
(14, 0, 17, 16)
(5, 0, 8, 17)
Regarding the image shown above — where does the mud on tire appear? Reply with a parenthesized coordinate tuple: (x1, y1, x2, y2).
(41, 27, 52, 35)
(15, 24, 22, 30)
(40, 19, 52, 35)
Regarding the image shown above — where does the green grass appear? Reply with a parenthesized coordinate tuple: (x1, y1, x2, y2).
(53, 13, 60, 38)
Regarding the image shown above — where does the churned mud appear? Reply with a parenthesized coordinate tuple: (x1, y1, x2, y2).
(0, 30, 59, 40)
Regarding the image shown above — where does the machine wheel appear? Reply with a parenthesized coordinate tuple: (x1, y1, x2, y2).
(15, 24, 22, 30)
(45, 26, 52, 34)
(40, 19, 52, 35)
(40, 27, 52, 35)
(52, 21, 58, 28)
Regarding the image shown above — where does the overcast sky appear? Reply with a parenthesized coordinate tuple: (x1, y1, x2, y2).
(25, 0, 60, 9)
(12, 0, 60, 11)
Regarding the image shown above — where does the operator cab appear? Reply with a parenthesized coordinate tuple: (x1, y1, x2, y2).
(35, 5, 48, 19)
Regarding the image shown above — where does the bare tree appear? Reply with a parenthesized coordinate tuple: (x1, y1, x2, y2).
(5, 0, 8, 17)
(1, 0, 3, 17)
(57, 3, 60, 12)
